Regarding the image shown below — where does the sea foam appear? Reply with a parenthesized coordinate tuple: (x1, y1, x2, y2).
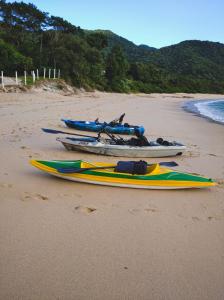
(184, 99, 224, 125)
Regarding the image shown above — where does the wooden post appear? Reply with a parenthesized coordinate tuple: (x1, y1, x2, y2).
(53, 69, 56, 79)
(24, 71, 27, 85)
(43, 68, 46, 79)
(15, 71, 18, 85)
(48, 68, 51, 79)
(1, 71, 4, 89)
(36, 69, 39, 80)
(58, 69, 60, 79)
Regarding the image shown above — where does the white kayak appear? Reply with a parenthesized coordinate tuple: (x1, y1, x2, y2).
(56, 137, 186, 158)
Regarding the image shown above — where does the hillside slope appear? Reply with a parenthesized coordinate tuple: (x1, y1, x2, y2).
(92, 29, 156, 61)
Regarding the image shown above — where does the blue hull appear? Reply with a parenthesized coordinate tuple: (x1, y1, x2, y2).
(61, 119, 145, 135)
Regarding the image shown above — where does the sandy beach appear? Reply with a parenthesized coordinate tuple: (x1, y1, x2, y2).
(0, 89, 224, 300)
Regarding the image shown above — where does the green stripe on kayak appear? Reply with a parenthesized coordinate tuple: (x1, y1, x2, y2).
(85, 170, 212, 182)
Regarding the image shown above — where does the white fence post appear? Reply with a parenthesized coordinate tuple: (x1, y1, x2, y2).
(43, 68, 46, 79)
(32, 70, 36, 83)
(1, 71, 4, 89)
(15, 71, 18, 85)
(53, 69, 56, 79)
(24, 71, 27, 85)
(48, 69, 51, 79)
(36, 69, 39, 80)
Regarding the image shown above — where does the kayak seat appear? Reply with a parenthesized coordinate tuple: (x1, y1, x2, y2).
(146, 164, 160, 174)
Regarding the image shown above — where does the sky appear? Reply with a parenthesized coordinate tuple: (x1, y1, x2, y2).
(14, 0, 224, 48)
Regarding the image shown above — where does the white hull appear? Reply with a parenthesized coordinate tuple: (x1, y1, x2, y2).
(57, 138, 186, 158)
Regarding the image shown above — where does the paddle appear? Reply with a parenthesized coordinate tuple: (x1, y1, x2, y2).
(42, 128, 98, 139)
(42, 128, 123, 144)
(56, 161, 178, 174)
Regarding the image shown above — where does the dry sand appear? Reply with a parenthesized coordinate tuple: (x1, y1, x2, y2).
(0, 90, 224, 300)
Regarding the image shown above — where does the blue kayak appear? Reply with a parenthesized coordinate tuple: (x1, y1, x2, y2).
(61, 119, 145, 135)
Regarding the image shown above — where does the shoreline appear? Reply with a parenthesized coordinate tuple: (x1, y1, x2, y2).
(183, 98, 224, 125)
(0, 91, 224, 300)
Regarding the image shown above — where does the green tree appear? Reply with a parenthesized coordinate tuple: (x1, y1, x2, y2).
(49, 16, 83, 35)
(105, 45, 129, 91)
(0, 1, 48, 31)
(0, 38, 32, 73)
(86, 32, 108, 50)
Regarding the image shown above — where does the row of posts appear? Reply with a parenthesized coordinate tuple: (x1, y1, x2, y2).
(1, 68, 61, 88)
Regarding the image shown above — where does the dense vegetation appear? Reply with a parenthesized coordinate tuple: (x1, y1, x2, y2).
(1, 0, 224, 93)
(90, 29, 156, 62)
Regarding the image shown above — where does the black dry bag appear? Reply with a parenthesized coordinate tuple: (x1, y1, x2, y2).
(115, 160, 148, 175)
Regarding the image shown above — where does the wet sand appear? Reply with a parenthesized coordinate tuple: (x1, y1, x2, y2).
(0, 90, 224, 300)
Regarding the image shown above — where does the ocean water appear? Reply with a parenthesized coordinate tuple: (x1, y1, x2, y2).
(183, 99, 224, 125)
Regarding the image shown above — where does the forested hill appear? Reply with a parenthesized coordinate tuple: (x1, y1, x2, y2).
(150, 40, 224, 78)
(0, 0, 224, 94)
(90, 29, 157, 61)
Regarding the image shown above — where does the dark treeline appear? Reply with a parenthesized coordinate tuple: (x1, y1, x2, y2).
(1, 0, 224, 93)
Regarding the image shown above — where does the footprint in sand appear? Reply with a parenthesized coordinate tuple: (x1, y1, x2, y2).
(188, 151, 200, 158)
(145, 208, 158, 213)
(208, 153, 217, 157)
(128, 207, 158, 214)
(216, 179, 224, 188)
(0, 182, 13, 188)
(191, 214, 223, 222)
(20, 193, 32, 201)
(73, 206, 96, 214)
(35, 193, 49, 201)
(33, 152, 41, 156)
(207, 214, 223, 221)
(21, 192, 49, 201)
(128, 208, 140, 214)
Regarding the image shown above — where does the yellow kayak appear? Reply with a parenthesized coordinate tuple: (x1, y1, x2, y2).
(30, 159, 217, 190)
